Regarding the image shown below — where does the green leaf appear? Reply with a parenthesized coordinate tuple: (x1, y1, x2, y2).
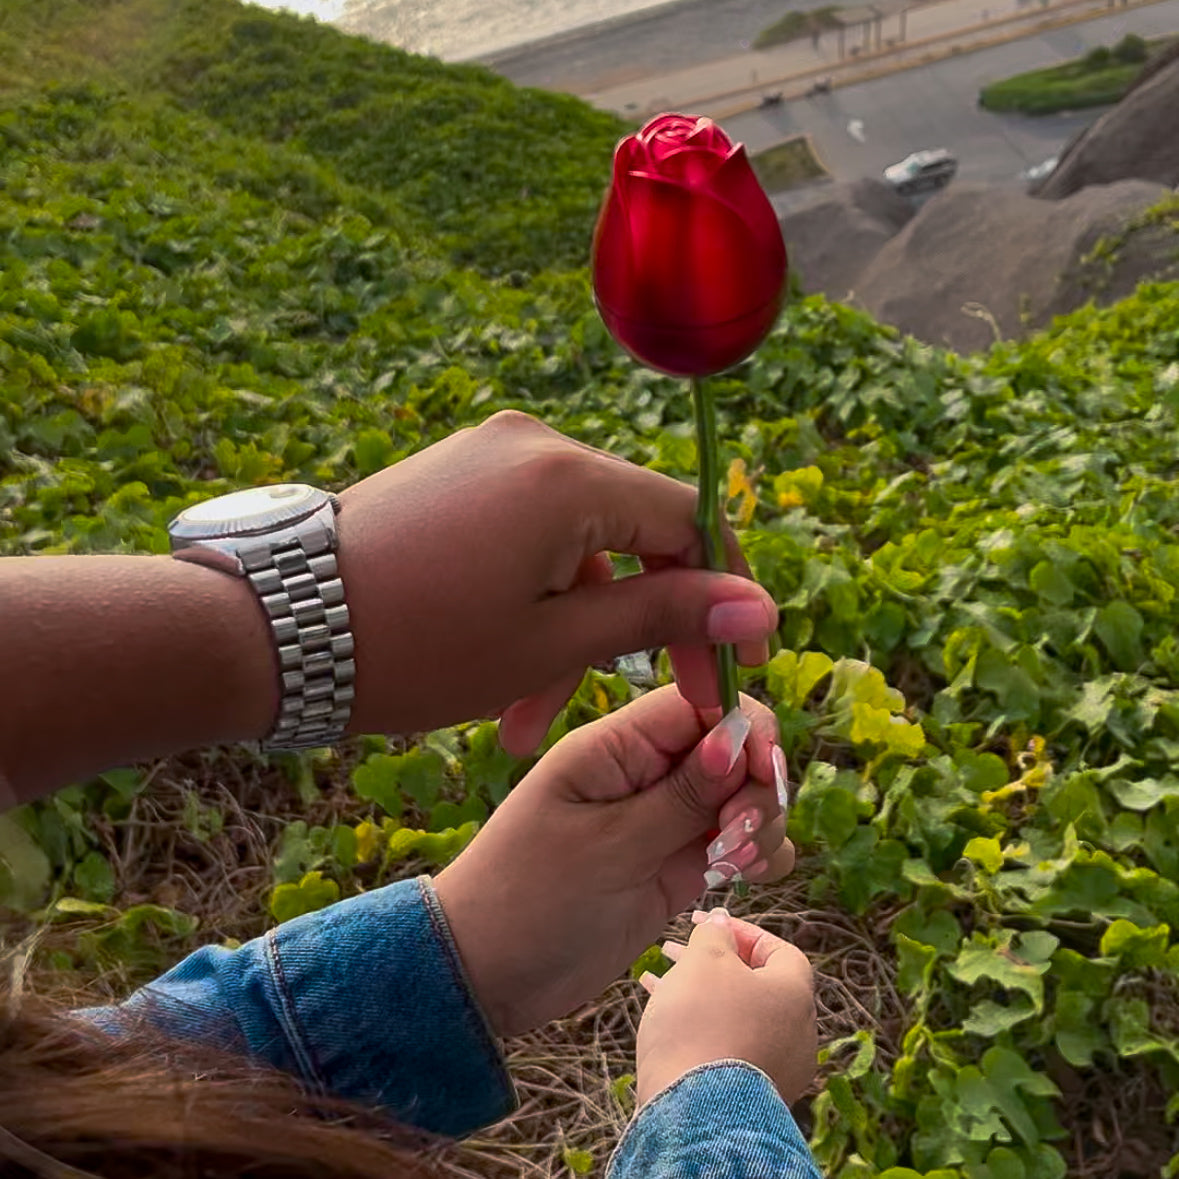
(1107, 775, 1179, 811)
(963, 995, 1037, 1036)
(895, 932, 938, 994)
(610, 1073, 636, 1112)
(397, 749, 446, 810)
(561, 1148, 594, 1174)
(350, 754, 403, 817)
(765, 649, 834, 709)
(1099, 918, 1170, 968)
(975, 649, 1039, 722)
(464, 721, 519, 806)
(0, 812, 51, 911)
(1053, 990, 1105, 1067)
(73, 849, 116, 903)
(629, 944, 670, 980)
(963, 835, 1004, 873)
(269, 870, 340, 924)
(1095, 601, 1145, 670)
(948, 930, 1056, 1012)
(1029, 560, 1074, 606)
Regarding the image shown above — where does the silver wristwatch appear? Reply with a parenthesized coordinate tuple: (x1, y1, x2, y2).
(168, 484, 355, 751)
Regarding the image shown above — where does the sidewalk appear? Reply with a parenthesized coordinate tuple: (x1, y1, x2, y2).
(583, 0, 1164, 115)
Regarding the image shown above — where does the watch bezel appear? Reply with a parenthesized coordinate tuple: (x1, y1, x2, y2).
(169, 484, 334, 543)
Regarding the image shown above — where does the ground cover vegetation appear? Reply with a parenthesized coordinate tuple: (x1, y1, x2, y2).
(979, 33, 1164, 114)
(1, 0, 1178, 1176)
(751, 135, 830, 192)
(755, 5, 845, 50)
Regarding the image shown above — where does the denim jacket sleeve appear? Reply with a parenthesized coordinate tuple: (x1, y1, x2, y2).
(609, 1061, 822, 1179)
(77, 875, 516, 1138)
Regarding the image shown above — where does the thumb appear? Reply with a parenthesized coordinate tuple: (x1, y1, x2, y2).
(624, 708, 752, 860)
(526, 567, 776, 675)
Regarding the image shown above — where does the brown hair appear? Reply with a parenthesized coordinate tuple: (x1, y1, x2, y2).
(0, 984, 442, 1179)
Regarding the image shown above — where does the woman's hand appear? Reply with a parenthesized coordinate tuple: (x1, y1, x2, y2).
(337, 411, 777, 752)
(635, 908, 817, 1106)
(432, 686, 794, 1038)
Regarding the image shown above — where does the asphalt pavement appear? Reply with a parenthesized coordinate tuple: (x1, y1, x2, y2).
(722, 0, 1179, 207)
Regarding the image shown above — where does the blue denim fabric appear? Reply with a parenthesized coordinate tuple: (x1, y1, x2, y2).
(610, 1062, 822, 1179)
(80, 876, 823, 1176)
(80, 876, 516, 1137)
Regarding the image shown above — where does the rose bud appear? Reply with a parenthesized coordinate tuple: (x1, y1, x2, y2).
(591, 112, 788, 378)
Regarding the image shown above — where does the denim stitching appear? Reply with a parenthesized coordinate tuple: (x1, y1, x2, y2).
(264, 927, 328, 1094)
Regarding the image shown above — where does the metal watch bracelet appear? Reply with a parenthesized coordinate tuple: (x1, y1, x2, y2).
(239, 532, 356, 751)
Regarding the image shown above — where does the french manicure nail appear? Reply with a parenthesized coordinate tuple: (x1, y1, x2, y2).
(720, 840, 759, 871)
(706, 809, 760, 861)
(708, 907, 731, 927)
(716, 707, 751, 774)
(703, 860, 739, 889)
(772, 746, 790, 816)
(707, 599, 772, 643)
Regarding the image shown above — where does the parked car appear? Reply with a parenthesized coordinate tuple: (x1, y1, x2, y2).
(883, 149, 958, 195)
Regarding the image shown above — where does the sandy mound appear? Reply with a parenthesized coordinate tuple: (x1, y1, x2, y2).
(779, 179, 915, 300)
(1036, 49, 1179, 199)
(850, 179, 1172, 353)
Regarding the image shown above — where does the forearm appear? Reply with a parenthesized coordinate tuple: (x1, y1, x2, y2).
(0, 554, 277, 804)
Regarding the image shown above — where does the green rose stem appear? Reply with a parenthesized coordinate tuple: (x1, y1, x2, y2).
(690, 375, 739, 715)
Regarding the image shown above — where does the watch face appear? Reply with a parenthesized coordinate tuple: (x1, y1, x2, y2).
(171, 484, 326, 539)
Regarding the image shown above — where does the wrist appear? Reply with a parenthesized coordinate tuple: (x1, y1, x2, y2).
(431, 867, 516, 1039)
(165, 554, 280, 745)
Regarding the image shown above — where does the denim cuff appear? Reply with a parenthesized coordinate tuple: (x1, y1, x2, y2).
(262, 874, 517, 1136)
(83, 876, 516, 1138)
(608, 1061, 821, 1179)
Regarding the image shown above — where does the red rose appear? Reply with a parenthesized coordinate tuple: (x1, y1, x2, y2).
(592, 113, 787, 378)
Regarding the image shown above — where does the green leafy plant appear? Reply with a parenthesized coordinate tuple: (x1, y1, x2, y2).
(2, 1, 1178, 1171)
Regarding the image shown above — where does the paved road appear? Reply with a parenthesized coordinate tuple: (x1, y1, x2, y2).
(724, 0, 1179, 207)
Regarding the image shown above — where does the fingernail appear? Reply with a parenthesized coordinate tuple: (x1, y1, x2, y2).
(708, 907, 731, 927)
(725, 840, 760, 870)
(706, 809, 760, 861)
(772, 746, 790, 816)
(707, 599, 773, 643)
(703, 861, 739, 889)
(691, 909, 709, 923)
(639, 971, 659, 993)
(701, 707, 751, 776)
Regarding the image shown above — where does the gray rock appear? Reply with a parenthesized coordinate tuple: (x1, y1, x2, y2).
(779, 178, 914, 300)
(1036, 49, 1179, 199)
(850, 179, 1173, 353)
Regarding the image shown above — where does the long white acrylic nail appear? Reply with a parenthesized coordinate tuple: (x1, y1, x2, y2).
(703, 860, 740, 889)
(715, 707, 751, 774)
(707, 809, 759, 861)
(772, 745, 790, 816)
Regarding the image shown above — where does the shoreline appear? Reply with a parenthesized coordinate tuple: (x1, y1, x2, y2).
(464, 0, 810, 97)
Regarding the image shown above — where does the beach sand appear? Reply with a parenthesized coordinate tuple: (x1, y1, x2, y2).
(476, 0, 817, 96)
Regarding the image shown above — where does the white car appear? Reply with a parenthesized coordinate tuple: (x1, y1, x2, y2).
(883, 149, 958, 195)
